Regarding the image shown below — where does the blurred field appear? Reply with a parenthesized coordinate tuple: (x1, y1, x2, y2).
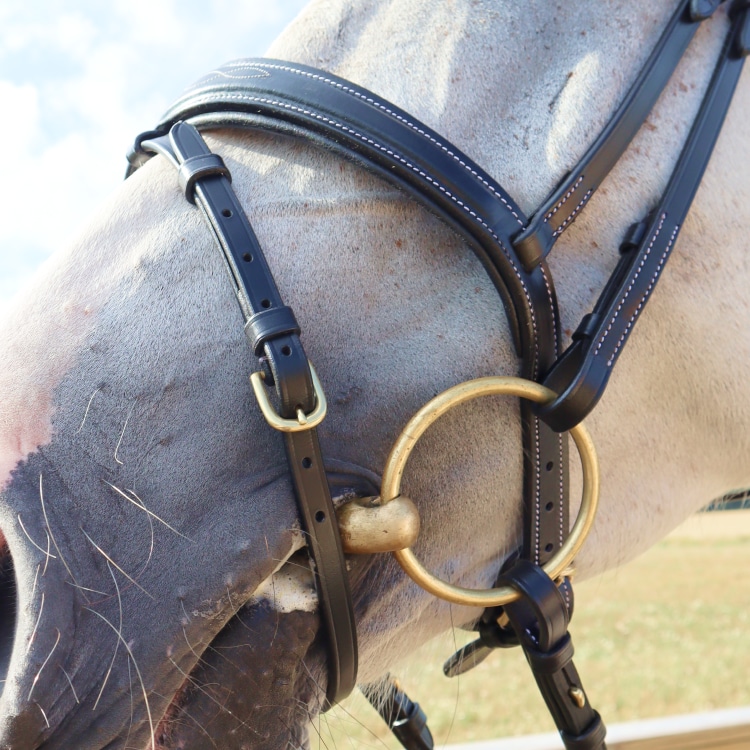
(312, 511, 750, 749)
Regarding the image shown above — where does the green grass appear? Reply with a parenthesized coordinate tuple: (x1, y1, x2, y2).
(311, 536, 750, 749)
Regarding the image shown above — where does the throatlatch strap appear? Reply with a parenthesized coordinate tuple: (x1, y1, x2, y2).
(136, 122, 358, 706)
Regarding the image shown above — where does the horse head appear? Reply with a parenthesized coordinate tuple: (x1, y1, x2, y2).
(1, 1, 749, 748)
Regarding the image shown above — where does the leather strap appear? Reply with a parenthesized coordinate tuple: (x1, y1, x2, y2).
(137, 122, 358, 706)
(512, 0, 725, 271)
(127, 58, 570, 614)
(499, 561, 606, 750)
(365, 677, 435, 750)
(178, 153, 231, 203)
(537, 1, 750, 431)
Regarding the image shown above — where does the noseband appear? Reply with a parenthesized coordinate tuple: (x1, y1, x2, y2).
(126, 2, 749, 748)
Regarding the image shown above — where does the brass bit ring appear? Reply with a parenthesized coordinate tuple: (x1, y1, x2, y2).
(380, 376, 600, 607)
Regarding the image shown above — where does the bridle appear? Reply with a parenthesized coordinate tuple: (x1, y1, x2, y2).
(125, 2, 749, 748)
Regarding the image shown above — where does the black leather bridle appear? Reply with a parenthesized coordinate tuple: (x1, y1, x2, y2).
(126, 1, 749, 748)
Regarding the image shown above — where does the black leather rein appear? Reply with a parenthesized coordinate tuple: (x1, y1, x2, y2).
(125, 1, 749, 748)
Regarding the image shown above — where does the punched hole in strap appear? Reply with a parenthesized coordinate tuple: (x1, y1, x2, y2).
(178, 153, 232, 203)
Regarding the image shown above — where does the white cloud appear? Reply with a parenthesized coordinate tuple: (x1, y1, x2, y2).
(0, 80, 39, 146)
(0, 0, 309, 314)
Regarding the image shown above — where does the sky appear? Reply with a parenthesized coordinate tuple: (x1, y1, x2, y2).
(0, 0, 309, 312)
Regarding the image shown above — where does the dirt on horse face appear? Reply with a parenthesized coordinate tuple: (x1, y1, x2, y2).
(1, 1, 749, 748)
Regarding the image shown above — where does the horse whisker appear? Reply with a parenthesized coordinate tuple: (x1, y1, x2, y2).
(166, 657, 260, 734)
(26, 592, 44, 655)
(441, 605, 461, 748)
(64, 580, 110, 597)
(42, 531, 52, 576)
(103, 481, 192, 541)
(152, 689, 219, 749)
(30, 563, 40, 600)
(114, 400, 136, 466)
(93, 562, 123, 710)
(181, 627, 210, 667)
(59, 664, 79, 704)
(84, 607, 155, 750)
(76, 387, 101, 434)
(28, 627, 60, 701)
(80, 527, 154, 600)
(17, 514, 57, 560)
(35, 701, 50, 729)
(124, 492, 155, 580)
(39, 474, 85, 598)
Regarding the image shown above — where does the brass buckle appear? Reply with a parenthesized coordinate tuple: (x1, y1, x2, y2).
(250, 362, 327, 432)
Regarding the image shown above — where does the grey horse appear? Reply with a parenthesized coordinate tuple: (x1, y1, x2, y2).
(0, 1, 748, 747)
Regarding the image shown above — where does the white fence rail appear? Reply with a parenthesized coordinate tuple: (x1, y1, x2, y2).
(442, 707, 750, 750)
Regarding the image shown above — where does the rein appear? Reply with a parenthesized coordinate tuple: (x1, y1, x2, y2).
(126, 1, 749, 748)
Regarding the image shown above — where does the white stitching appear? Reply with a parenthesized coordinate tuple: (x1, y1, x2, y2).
(192, 61, 525, 227)
(539, 265, 559, 357)
(537, 264, 566, 541)
(543, 175, 584, 223)
(606, 223, 679, 367)
(533, 418, 541, 565)
(207, 66, 270, 80)
(187, 74, 567, 563)
(561, 578, 571, 611)
(187, 70, 560, 544)
(594, 213, 667, 355)
(181, 91, 542, 371)
(551, 189, 592, 237)
(558, 434, 564, 548)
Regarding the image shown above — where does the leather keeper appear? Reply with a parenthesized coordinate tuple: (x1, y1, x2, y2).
(245, 306, 301, 355)
(525, 632, 575, 674)
(560, 712, 607, 750)
(178, 153, 231, 203)
(512, 220, 554, 272)
(571, 313, 600, 342)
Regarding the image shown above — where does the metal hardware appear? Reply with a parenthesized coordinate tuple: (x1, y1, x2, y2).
(569, 686, 586, 709)
(336, 495, 421, 554)
(380, 377, 600, 607)
(250, 363, 327, 432)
